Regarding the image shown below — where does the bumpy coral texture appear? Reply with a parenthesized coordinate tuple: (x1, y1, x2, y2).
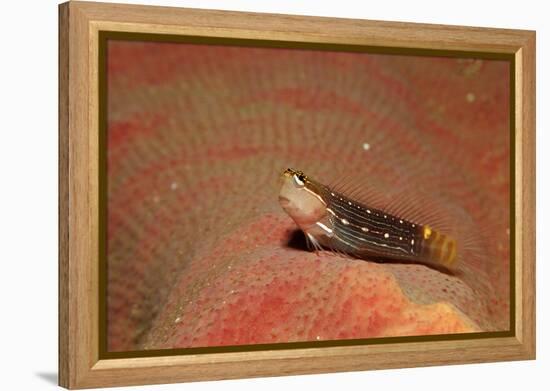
(106, 41, 510, 351)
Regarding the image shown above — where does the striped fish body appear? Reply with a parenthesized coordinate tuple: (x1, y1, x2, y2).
(322, 190, 458, 269)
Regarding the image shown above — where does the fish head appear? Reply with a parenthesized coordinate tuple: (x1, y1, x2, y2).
(278, 168, 327, 229)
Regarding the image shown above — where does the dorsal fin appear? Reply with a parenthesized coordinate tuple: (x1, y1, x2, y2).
(327, 174, 390, 212)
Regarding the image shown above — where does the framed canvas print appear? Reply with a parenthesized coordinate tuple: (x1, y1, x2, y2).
(58, 1, 536, 389)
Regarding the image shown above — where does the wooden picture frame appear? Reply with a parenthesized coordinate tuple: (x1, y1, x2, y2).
(59, 1, 536, 389)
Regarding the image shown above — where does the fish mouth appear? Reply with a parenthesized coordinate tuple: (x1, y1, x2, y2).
(279, 169, 294, 185)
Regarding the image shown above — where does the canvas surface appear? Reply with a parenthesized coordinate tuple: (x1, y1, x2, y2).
(105, 41, 510, 351)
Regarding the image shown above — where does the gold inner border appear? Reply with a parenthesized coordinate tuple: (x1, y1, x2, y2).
(97, 31, 516, 360)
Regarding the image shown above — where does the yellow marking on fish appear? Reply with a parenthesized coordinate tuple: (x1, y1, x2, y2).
(423, 226, 432, 240)
(432, 231, 444, 261)
(422, 228, 457, 268)
(445, 238, 458, 266)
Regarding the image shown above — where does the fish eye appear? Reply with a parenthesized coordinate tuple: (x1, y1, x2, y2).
(293, 173, 306, 187)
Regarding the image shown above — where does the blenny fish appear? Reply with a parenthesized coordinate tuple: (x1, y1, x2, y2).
(279, 168, 460, 271)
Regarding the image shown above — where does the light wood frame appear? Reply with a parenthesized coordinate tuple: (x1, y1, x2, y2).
(59, 1, 536, 389)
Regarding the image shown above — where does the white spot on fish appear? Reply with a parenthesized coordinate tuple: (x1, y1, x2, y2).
(362, 142, 371, 151)
(466, 92, 476, 103)
(361, 227, 369, 232)
(341, 218, 350, 225)
(367, 209, 371, 214)
(399, 219, 403, 224)
(331, 192, 335, 196)
(399, 237, 403, 240)
(384, 215, 387, 218)
(348, 201, 352, 205)
(384, 233, 389, 238)
(174, 317, 182, 324)
(170, 182, 178, 190)
(411, 239, 415, 245)
(412, 224, 416, 228)
(316, 335, 321, 340)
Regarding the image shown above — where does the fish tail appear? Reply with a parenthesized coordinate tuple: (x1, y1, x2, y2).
(419, 225, 458, 269)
